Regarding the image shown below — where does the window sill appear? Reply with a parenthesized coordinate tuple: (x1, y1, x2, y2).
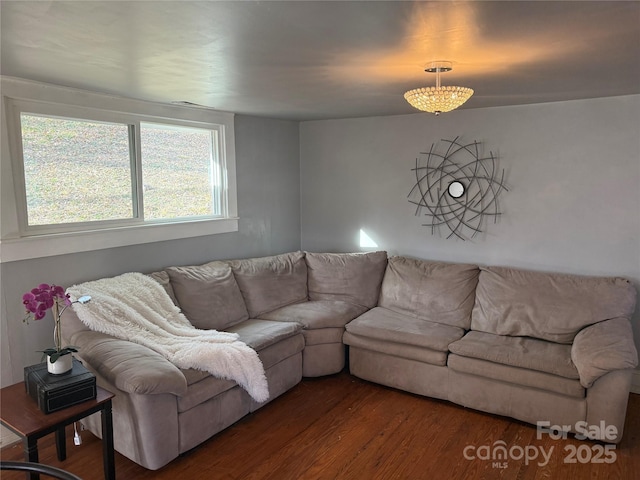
(0, 217, 239, 263)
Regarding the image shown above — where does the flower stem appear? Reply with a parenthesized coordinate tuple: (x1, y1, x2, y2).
(53, 300, 61, 352)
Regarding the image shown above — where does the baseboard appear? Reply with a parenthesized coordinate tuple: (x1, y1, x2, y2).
(631, 369, 640, 395)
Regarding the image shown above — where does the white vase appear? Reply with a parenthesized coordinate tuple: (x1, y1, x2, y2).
(47, 353, 73, 375)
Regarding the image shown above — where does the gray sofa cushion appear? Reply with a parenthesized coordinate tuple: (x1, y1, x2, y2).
(378, 256, 479, 329)
(148, 270, 180, 306)
(447, 354, 585, 398)
(226, 319, 303, 352)
(229, 251, 308, 318)
(166, 261, 249, 330)
(182, 368, 213, 387)
(258, 300, 367, 329)
(344, 332, 448, 366)
(449, 331, 579, 379)
(177, 319, 304, 413)
(571, 317, 639, 388)
(303, 327, 344, 345)
(227, 319, 305, 378)
(471, 266, 637, 344)
(306, 251, 387, 308)
(177, 375, 238, 413)
(345, 307, 465, 352)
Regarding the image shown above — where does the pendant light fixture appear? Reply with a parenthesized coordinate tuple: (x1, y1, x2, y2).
(404, 61, 473, 115)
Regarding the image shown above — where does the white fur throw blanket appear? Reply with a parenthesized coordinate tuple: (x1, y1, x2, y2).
(67, 272, 269, 402)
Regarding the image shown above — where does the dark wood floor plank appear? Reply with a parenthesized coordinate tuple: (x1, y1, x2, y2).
(2, 372, 639, 479)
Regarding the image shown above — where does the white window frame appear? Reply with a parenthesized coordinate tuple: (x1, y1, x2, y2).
(0, 77, 238, 262)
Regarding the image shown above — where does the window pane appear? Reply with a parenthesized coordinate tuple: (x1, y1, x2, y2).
(20, 114, 133, 225)
(140, 123, 218, 220)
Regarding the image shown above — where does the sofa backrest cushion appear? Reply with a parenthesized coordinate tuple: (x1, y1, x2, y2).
(306, 251, 387, 309)
(166, 261, 249, 330)
(229, 251, 308, 317)
(148, 270, 180, 306)
(378, 256, 479, 329)
(471, 266, 637, 344)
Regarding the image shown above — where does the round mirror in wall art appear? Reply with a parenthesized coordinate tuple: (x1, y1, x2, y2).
(448, 181, 465, 198)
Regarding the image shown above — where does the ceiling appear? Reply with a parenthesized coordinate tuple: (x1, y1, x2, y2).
(1, 1, 639, 121)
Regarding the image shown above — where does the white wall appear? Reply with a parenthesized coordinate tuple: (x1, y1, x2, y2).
(300, 95, 640, 388)
(0, 114, 300, 387)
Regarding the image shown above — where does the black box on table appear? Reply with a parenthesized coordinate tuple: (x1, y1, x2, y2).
(24, 358, 96, 414)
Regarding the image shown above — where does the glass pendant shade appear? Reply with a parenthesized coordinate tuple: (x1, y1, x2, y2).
(404, 85, 474, 114)
(404, 61, 473, 115)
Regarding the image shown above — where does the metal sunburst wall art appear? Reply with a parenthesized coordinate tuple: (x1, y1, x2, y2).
(408, 137, 508, 240)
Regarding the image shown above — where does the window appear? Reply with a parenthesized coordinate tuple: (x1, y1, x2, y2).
(18, 114, 227, 232)
(140, 122, 222, 221)
(1, 78, 238, 262)
(21, 114, 134, 226)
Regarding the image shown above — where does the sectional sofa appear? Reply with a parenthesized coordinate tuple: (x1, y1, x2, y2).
(61, 251, 638, 470)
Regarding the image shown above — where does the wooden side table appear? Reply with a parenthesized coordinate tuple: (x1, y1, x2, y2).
(0, 382, 115, 480)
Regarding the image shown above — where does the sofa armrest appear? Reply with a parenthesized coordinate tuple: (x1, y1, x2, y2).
(71, 330, 188, 396)
(571, 317, 638, 388)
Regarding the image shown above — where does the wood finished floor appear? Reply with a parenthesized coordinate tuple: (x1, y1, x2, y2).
(2, 372, 639, 479)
